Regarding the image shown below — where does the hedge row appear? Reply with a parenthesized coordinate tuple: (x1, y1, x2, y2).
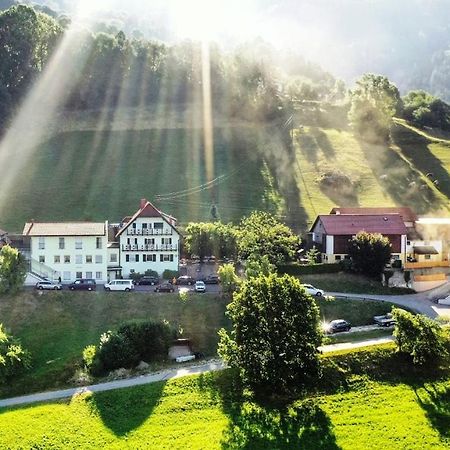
(277, 263, 342, 275)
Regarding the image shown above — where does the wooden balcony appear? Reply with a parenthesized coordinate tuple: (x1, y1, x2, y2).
(121, 244, 178, 252)
(405, 260, 450, 269)
(127, 228, 172, 236)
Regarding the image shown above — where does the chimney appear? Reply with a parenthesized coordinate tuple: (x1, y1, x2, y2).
(140, 198, 147, 209)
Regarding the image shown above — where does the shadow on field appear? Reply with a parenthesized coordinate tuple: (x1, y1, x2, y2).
(197, 370, 341, 450)
(358, 136, 441, 214)
(414, 383, 450, 438)
(90, 381, 166, 436)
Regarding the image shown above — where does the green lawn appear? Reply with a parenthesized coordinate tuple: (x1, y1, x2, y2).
(0, 346, 449, 449)
(301, 272, 414, 295)
(324, 328, 393, 345)
(0, 290, 395, 398)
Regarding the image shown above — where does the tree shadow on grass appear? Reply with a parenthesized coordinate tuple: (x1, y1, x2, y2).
(414, 383, 450, 438)
(89, 380, 166, 436)
(197, 370, 341, 450)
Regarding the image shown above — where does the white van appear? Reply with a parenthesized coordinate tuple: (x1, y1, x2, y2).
(104, 279, 135, 292)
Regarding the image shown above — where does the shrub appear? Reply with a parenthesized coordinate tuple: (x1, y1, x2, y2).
(129, 272, 143, 283)
(144, 269, 159, 278)
(162, 269, 179, 280)
(0, 324, 31, 383)
(277, 263, 341, 276)
(392, 308, 448, 365)
(97, 331, 140, 372)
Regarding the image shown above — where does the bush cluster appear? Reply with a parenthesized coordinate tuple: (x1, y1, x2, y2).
(0, 324, 31, 383)
(84, 321, 176, 375)
(162, 269, 179, 280)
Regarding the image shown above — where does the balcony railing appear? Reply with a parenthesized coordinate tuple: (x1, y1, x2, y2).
(127, 228, 172, 236)
(121, 244, 178, 252)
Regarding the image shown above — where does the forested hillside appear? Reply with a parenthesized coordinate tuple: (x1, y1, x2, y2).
(2, 4, 450, 232)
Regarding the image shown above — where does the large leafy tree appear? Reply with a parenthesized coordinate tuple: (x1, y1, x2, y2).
(218, 273, 322, 395)
(0, 5, 61, 124)
(392, 308, 448, 366)
(347, 231, 391, 278)
(0, 245, 27, 294)
(402, 90, 450, 130)
(0, 324, 31, 383)
(238, 211, 299, 265)
(348, 73, 402, 143)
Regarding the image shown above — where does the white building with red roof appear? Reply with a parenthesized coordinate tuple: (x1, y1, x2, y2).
(310, 214, 408, 264)
(115, 199, 180, 277)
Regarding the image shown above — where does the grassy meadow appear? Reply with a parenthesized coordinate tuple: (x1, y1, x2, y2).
(2, 113, 450, 232)
(0, 345, 449, 449)
(0, 290, 395, 398)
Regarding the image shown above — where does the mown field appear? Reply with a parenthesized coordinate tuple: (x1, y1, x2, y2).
(0, 290, 395, 398)
(0, 345, 449, 449)
(2, 115, 450, 232)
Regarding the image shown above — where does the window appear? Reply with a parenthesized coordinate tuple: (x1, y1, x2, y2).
(148, 254, 156, 262)
(75, 255, 82, 264)
(134, 238, 138, 245)
(110, 253, 117, 263)
(38, 237, 45, 250)
(127, 238, 131, 245)
(135, 254, 139, 262)
(162, 237, 172, 245)
(75, 240, 82, 250)
(126, 255, 130, 262)
(86, 271, 93, 279)
(95, 255, 103, 264)
(154, 222, 163, 229)
(96, 237, 102, 249)
(63, 271, 71, 281)
(160, 254, 174, 262)
(335, 255, 342, 261)
(425, 254, 431, 260)
(96, 272, 102, 280)
(145, 238, 155, 245)
(142, 223, 147, 229)
(76, 271, 82, 279)
(64, 255, 70, 264)
(39, 255, 45, 263)
(54, 255, 60, 264)
(86, 255, 92, 263)
(59, 238, 65, 249)
(132, 222, 136, 229)
(143, 254, 146, 262)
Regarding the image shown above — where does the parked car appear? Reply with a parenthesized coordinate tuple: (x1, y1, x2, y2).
(325, 319, 351, 334)
(438, 295, 450, 306)
(302, 284, 324, 296)
(202, 274, 220, 284)
(104, 279, 134, 291)
(68, 279, 96, 291)
(194, 281, 206, 293)
(35, 280, 62, 290)
(155, 283, 175, 293)
(136, 276, 159, 286)
(374, 313, 396, 327)
(176, 275, 195, 285)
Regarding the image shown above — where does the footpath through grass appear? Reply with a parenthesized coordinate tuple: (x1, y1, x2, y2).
(0, 290, 395, 399)
(0, 345, 449, 449)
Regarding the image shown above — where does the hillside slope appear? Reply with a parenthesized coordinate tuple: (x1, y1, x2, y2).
(1, 114, 450, 232)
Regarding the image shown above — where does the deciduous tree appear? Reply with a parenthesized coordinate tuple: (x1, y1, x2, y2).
(0, 245, 26, 294)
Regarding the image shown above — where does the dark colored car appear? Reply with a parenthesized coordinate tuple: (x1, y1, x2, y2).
(176, 275, 195, 286)
(155, 283, 175, 293)
(325, 319, 351, 334)
(202, 274, 220, 284)
(68, 279, 97, 291)
(137, 276, 159, 286)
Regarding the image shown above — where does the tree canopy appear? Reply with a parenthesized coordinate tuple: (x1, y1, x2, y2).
(238, 211, 299, 265)
(348, 74, 402, 143)
(0, 245, 26, 294)
(218, 273, 322, 395)
(347, 231, 392, 278)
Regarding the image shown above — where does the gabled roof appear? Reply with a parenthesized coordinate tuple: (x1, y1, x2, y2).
(116, 199, 177, 237)
(312, 214, 407, 235)
(330, 207, 417, 223)
(23, 222, 106, 236)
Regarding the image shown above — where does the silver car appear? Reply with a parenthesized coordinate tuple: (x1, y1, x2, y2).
(35, 280, 62, 290)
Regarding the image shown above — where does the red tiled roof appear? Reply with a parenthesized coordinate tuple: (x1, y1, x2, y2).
(314, 214, 407, 235)
(330, 207, 417, 223)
